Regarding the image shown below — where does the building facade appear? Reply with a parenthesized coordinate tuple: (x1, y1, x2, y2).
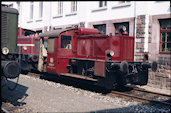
(2, 1, 171, 90)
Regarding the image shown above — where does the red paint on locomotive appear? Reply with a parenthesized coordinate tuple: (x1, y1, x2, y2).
(38, 27, 157, 89)
(42, 27, 134, 75)
(17, 27, 48, 72)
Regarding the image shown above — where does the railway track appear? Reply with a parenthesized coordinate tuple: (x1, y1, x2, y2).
(26, 72, 171, 107)
(109, 87, 171, 107)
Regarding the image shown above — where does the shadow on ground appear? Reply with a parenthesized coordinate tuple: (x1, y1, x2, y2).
(1, 79, 29, 106)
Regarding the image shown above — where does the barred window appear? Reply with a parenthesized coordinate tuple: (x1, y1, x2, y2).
(159, 19, 171, 53)
(58, 1, 63, 15)
(71, 1, 77, 12)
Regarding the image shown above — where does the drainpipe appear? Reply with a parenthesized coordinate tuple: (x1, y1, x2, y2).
(133, 1, 137, 61)
(133, 1, 136, 37)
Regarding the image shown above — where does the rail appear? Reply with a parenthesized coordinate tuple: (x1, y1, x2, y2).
(109, 88, 171, 106)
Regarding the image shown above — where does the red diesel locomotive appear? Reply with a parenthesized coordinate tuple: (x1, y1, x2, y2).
(17, 27, 48, 73)
(38, 26, 157, 89)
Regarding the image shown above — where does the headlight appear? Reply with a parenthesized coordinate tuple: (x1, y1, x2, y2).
(2, 47, 9, 55)
(23, 46, 27, 50)
(106, 50, 114, 57)
(109, 50, 114, 56)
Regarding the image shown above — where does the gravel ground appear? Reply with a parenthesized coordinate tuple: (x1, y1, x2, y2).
(1, 74, 171, 113)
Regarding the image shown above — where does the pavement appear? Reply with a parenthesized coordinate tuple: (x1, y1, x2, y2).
(1, 74, 170, 113)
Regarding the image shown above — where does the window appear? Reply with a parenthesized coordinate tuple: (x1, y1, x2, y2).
(47, 38, 55, 53)
(99, 1, 107, 7)
(93, 24, 106, 34)
(114, 22, 129, 35)
(159, 19, 171, 53)
(58, 1, 63, 15)
(39, 2, 43, 18)
(24, 31, 35, 36)
(61, 35, 72, 49)
(35, 39, 40, 52)
(71, 1, 77, 12)
(30, 2, 33, 19)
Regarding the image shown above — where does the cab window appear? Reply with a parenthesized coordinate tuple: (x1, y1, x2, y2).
(44, 40, 48, 50)
(47, 38, 55, 53)
(61, 35, 72, 49)
(34, 39, 40, 52)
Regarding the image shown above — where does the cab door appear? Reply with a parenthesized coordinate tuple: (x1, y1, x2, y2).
(56, 34, 74, 74)
(45, 37, 57, 73)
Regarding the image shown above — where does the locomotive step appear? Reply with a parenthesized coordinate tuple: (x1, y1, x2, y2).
(60, 73, 98, 82)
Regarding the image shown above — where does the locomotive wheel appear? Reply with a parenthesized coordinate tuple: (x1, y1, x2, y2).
(2, 61, 21, 79)
(120, 61, 128, 74)
(32, 55, 38, 62)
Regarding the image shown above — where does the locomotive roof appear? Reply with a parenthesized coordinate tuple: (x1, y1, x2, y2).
(39, 28, 74, 38)
(1, 6, 19, 14)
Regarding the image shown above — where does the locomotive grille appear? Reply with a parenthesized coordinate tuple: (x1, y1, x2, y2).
(1, 13, 8, 46)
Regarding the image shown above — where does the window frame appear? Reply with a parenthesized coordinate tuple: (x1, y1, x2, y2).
(99, 1, 107, 7)
(60, 35, 72, 49)
(47, 38, 55, 53)
(159, 19, 171, 54)
(114, 22, 129, 35)
(71, 1, 77, 12)
(58, 1, 63, 15)
(159, 29, 171, 54)
(39, 2, 43, 18)
(34, 39, 40, 53)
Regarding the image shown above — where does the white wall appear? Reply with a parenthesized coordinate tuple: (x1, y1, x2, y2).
(135, 1, 170, 16)
(2, 1, 170, 31)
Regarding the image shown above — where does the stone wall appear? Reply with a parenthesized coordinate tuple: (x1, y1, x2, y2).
(148, 63, 171, 90)
(135, 14, 171, 90)
(134, 15, 146, 61)
(148, 55, 171, 90)
(147, 14, 171, 90)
